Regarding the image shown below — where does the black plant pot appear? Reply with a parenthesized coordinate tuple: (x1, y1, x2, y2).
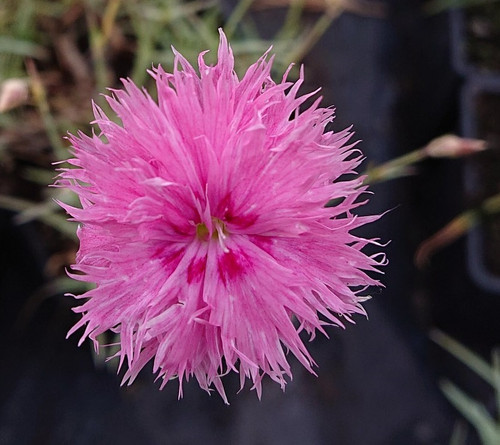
(451, 3, 500, 294)
(461, 75, 500, 294)
(451, 3, 500, 76)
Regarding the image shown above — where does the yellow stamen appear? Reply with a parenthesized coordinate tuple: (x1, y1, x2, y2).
(195, 218, 228, 243)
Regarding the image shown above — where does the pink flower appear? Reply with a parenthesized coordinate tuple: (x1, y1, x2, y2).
(57, 30, 384, 403)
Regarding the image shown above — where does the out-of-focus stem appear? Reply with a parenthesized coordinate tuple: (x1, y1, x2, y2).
(482, 193, 500, 216)
(431, 329, 496, 386)
(85, 0, 121, 103)
(102, 0, 121, 42)
(283, 4, 343, 66)
(277, 0, 305, 41)
(415, 191, 500, 267)
(0, 194, 78, 239)
(364, 149, 427, 185)
(225, 0, 255, 39)
(493, 348, 500, 424)
(25, 59, 66, 160)
(129, 8, 154, 85)
(364, 134, 487, 185)
(86, 12, 107, 100)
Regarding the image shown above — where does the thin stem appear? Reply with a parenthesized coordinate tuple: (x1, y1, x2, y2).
(493, 348, 500, 423)
(85, 0, 119, 104)
(431, 330, 495, 386)
(277, 0, 305, 41)
(128, 4, 155, 85)
(415, 191, 500, 266)
(102, 0, 121, 43)
(283, 5, 343, 66)
(364, 148, 427, 185)
(0, 194, 78, 240)
(25, 59, 67, 160)
(225, 0, 255, 39)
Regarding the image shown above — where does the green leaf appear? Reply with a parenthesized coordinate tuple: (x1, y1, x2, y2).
(430, 329, 495, 387)
(0, 36, 47, 58)
(440, 380, 500, 445)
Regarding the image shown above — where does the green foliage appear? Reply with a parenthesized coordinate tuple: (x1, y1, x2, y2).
(0, 0, 344, 301)
(431, 330, 500, 445)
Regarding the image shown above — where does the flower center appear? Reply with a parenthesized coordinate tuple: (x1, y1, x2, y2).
(195, 217, 229, 252)
(195, 222, 210, 241)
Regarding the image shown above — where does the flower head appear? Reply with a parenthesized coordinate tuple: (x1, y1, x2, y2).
(58, 29, 384, 403)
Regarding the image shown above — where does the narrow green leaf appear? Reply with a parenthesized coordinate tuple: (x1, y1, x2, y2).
(493, 348, 500, 423)
(449, 420, 468, 445)
(0, 36, 47, 58)
(440, 380, 500, 445)
(430, 329, 495, 386)
(225, 0, 254, 39)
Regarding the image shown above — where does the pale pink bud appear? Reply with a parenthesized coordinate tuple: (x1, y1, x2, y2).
(0, 78, 29, 112)
(424, 134, 487, 158)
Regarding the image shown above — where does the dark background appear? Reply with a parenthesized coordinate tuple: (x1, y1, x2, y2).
(1, 1, 497, 444)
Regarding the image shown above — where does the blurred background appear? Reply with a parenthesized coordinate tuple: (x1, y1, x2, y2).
(1, 0, 500, 444)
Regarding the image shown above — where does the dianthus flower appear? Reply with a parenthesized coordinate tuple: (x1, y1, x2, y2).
(57, 30, 384, 403)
